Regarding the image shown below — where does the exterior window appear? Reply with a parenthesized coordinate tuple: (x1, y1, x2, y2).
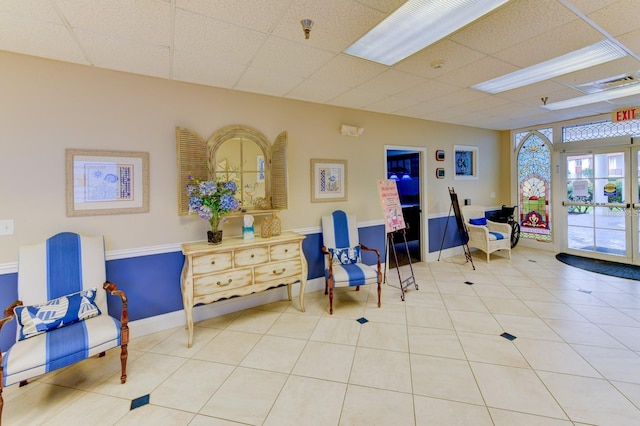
(516, 131, 552, 242)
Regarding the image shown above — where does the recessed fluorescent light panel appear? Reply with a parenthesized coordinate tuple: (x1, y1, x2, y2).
(472, 40, 628, 94)
(344, 0, 509, 66)
(542, 83, 640, 110)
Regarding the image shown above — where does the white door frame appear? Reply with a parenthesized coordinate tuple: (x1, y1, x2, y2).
(384, 145, 428, 264)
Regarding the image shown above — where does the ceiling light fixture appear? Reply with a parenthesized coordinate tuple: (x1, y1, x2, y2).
(472, 40, 628, 94)
(541, 83, 640, 110)
(301, 19, 314, 39)
(343, 0, 509, 66)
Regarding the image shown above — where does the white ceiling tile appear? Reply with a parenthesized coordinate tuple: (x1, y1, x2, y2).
(329, 88, 388, 110)
(0, 12, 86, 63)
(356, 70, 425, 96)
(312, 55, 387, 87)
(552, 56, 640, 87)
(396, 80, 464, 102)
(618, 28, 640, 54)
(430, 89, 488, 108)
(355, 0, 405, 13)
(250, 36, 336, 78)
(287, 79, 351, 103)
(563, 0, 620, 13)
(0, 0, 62, 23)
(493, 80, 579, 103)
(75, 29, 172, 78)
(57, 0, 173, 46)
(174, 8, 266, 65)
(271, 0, 387, 52)
(173, 50, 246, 89)
(235, 66, 304, 97)
(493, 19, 604, 68)
(396, 39, 487, 78)
(436, 56, 518, 88)
(363, 95, 421, 114)
(449, 0, 577, 54)
(587, 0, 640, 37)
(176, 0, 291, 33)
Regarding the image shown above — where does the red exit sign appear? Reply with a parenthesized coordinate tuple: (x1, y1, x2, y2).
(612, 107, 638, 122)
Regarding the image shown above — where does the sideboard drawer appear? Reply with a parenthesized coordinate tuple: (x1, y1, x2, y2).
(270, 242, 300, 261)
(193, 268, 252, 297)
(254, 260, 302, 284)
(192, 252, 233, 275)
(235, 246, 269, 266)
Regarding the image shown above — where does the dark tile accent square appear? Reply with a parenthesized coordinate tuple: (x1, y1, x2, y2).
(500, 332, 517, 341)
(528, 259, 537, 262)
(464, 281, 474, 285)
(131, 394, 150, 410)
(578, 289, 592, 294)
(357, 317, 368, 324)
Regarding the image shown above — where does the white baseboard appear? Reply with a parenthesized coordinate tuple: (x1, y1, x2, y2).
(128, 277, 326, 339)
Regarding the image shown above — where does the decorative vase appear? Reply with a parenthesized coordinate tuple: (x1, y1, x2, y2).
(261, 217, 272, 238)
(271, 212, 281, 236)
(207, 230, 223, 245)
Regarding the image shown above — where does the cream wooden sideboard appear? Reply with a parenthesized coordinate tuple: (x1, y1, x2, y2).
(180, 231, 307, 347)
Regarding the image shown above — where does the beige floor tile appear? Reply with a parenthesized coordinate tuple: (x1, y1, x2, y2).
(150, 359, 234, 412)
(263, 375, 346, 426)
(199, 367, 287, 424)
(240, 334, 306, 373)
(571, 304, 640, 327)
(448, 310, 503, 334)
(411, 353, 484, 405)
(442, 293, 489, 313)
(414, 396, 493, 426)
(195, 311, 241, 330)
(481, 297, 537, 316)
(514, 339, 601, 377)
(148, 326, 220, 358)
(523, 300, 587, 321)
(457, 331, 529, 367)
(571, 344, 640, 383)
(406, 304, 453, 329)
(494, 314, 563, 341)
(357, 321, 408, 352)
(472, 284, 517, 299)
(2, 383, 84, 425)
(510, 287, 559, 303)
(189, 414, 245, 425)
(42, 391, 131, 426)
(598, 323, 640, 351)
(362, 301, 407, 324)
(129, 327, 182, 352)
(349, 347, 412, 393)
(545, 318, 627, 348)
(265, 311, 321, 339)
(116, 403, 195, 425)
(192, 329, 261, 365)
(470, 362, 567, 419)
(292, 340, 355, 382)
(310, 316, 362, 345)
(539, 371, 640, 425)
(489, 408, 573, 425)
(340, 385, 415, 426)
(226, 308, 282, 334)
(612, 381, 640, 408)
(407, 325, 466, 359)
(91, 352, 187, 399)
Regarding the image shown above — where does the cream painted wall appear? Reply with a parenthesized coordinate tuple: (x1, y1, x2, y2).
(0, 51, 503, 263)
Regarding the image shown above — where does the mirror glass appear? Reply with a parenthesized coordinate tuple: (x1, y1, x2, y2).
(214, 138, 267, 209)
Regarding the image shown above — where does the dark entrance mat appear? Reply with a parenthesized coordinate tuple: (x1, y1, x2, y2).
(556, 253, 640, 281)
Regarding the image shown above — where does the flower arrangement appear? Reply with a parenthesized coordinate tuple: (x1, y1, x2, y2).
(187, 175, 241, 232)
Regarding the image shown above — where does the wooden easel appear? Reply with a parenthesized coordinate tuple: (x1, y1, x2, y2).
(438, 187, 475, 270)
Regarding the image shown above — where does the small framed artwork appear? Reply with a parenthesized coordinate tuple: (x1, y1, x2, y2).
(453, 145, 479, 180)
(66, 149, 150, 216)
(311, 159, 347, 202)
(436, 168, 445, 179)
(436, 150, 445, 161)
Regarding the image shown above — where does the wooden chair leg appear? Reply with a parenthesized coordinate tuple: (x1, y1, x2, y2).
(120, 344, 128, 384)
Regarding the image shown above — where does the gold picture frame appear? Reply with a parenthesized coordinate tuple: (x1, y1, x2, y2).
(311, 159, 347, 202)
(66, 149, 149, 217)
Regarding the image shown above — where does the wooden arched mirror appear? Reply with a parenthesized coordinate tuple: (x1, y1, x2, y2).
(176, 125, 287, 215)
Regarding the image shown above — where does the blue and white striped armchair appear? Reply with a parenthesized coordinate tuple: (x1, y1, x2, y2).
(321, 210, 382, 314)
(0, 232, 128, 422)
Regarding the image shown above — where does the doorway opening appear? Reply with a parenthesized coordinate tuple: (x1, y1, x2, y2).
(385, 148, 424, 268)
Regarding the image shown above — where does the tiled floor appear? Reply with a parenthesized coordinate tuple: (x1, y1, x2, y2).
(5, 247, 640, 425)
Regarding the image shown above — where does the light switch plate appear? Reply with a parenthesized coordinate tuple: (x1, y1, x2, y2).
(0, 219, 14, 236)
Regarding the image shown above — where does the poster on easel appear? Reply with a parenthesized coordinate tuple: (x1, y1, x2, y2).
(377, 179, 406, 233)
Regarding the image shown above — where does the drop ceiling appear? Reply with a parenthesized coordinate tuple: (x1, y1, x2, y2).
(2, 0, 640, 131)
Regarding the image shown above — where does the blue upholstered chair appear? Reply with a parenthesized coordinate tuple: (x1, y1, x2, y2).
(0, 232, 129, 421)
(321, 210, 382, 314)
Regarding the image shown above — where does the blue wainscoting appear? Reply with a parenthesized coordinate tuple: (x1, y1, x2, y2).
(0, 224, 388, 352)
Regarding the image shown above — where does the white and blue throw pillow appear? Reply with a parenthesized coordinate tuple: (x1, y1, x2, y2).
(469, 217, 487, 226)
(14, 288, 101, 341)
(330, 246, 361, 265)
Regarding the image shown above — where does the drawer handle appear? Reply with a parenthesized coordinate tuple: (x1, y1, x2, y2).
(217, 279, 232, 287)
(251, 254, 255, 258)
(284, 249, 288, 253)
(211, 260, 216, 265)
(272, 268, 286, 275)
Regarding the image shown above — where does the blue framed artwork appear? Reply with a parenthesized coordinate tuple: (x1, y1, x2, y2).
(453, 145, 478, 180)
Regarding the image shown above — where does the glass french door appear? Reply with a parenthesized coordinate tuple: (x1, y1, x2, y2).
(563, 146, 640, 265)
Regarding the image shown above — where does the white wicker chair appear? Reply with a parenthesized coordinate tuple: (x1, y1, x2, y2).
(461, 205, 512, 262)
